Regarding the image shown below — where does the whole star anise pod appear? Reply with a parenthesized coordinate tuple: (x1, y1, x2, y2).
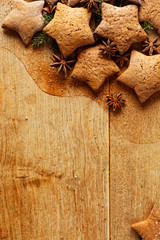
(43, 4, 56, 14)
(50, 54, 75, 77)
(99, 39, 117, 58)
(143, 37, 160, 56)
(106, 93, 125, 111)
(80, 0, 101, 11)
(115, 52, 130, 67)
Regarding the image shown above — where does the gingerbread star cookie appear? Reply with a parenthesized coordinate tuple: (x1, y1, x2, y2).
(117, 50, 160, 103)
(2, 0, 45, 45)
(139, 0, 160, 34)
(71, 45, 120, 91)
(94, 3, 147, 55)
(132, 205, 160, 240)
(43, 3, 95, 58)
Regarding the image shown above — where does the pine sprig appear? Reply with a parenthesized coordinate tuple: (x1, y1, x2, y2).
(43, 14, 54, 24)
(31, 32, 50, 48)
(141, 21, 153, 32)
(50, 39, 59, 52)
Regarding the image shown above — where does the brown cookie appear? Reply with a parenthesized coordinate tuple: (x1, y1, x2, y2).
(131, 205, 160, 240)
(43, 3, 95, 58)
(117, 50, 160, 103)
(139, 0, 160, 34)
(2, 0, 45, 45)
(71, 45, 120, 92)
(94, 3, 147, 55)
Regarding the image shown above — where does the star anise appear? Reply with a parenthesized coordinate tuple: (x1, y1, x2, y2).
(143, 37, 160, 56)
(99, 39, 117, 58)
(50, 54, 75, 77)
(115, 52, 130, 67)
(80, 0, 101, 11)
(43, 4, 56, 14)
(106, 93, 125, 111)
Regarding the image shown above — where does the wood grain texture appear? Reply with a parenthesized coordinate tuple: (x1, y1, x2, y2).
(0, 47, 109, 239)
(109, 79, 160, 240)
(1, 1, 160, 240)
(0, 0, 112, 111)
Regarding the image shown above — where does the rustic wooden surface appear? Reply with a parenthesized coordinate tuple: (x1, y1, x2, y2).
(1, 1, 160, 240)
(109, 80, 160, 240)
(0, 46, 109, 240)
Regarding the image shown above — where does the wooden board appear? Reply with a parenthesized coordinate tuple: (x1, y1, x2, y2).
(1, 1, 160, 240)
(110, 80, 160, 240)
(0, 47, 109, 239)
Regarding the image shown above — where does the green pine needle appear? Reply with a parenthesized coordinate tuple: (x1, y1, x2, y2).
(43, 14, 54, 24)
(141, 21, 153, 32)
(31, 32, 50, 48)
(50, 40, 59, 52)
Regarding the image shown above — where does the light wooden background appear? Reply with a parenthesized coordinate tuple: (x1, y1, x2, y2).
(1, 1, 160, 240)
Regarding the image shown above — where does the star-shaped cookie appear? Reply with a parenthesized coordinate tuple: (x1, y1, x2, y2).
(71, 45, 120, 91)
(94, 3, 147, 55)
(43, 3, 95, 58)
(117, 50, 160, 103)
(2, 0, 45, 45)
(139, 0, 160, 34)
(132, 205, 160, 240)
